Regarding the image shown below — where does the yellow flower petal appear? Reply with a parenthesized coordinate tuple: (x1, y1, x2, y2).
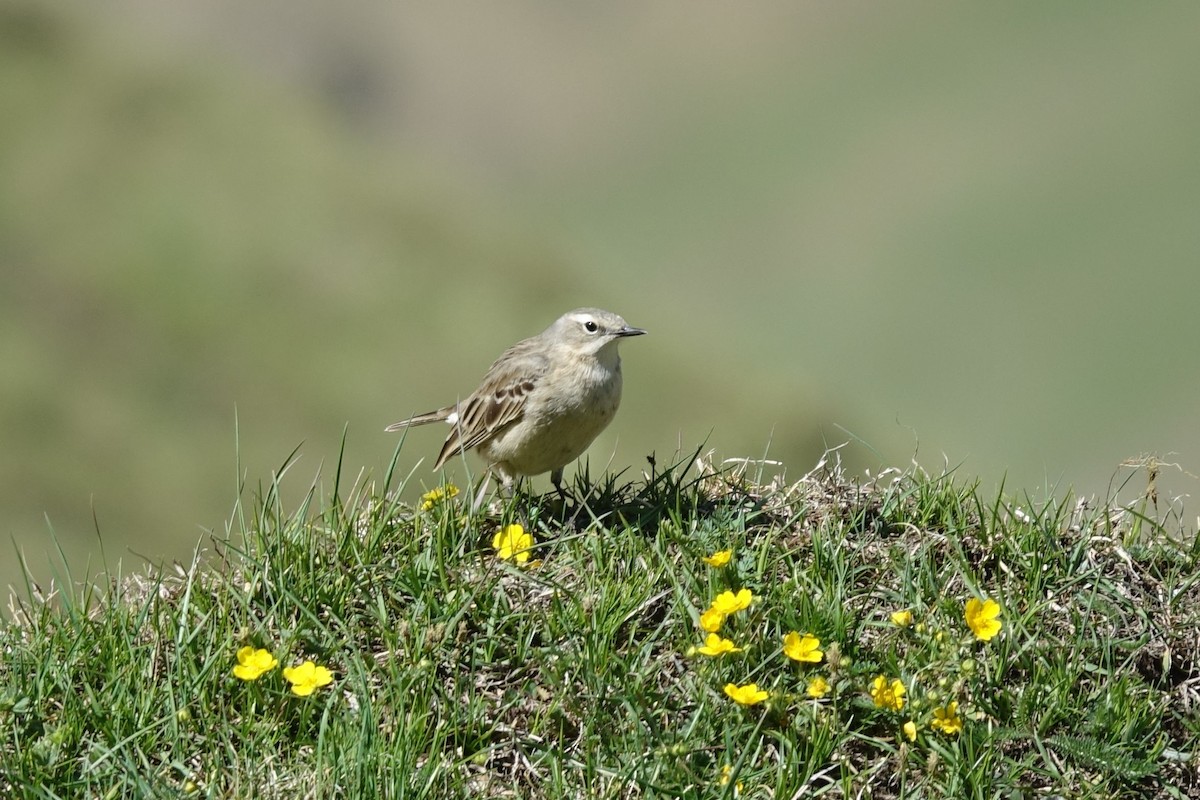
(930, 701, 963, 735)
(702, 549, 732, 567)
(965, 597, 1003, 641)
(782, 631, 823, 663)
(903, 720, 918, 741)
(890, 609, 914, 627)
(232, 647, 278, 681)
(869, 675, 906, 711)
(806, 676, 829, 698)
(282, 660, 334, 697)
(696, 633, 742, 657)
(718, 764, 744, 793)
(723, 682, 769, 706)
(711, 588, 753, 616)
(420, 484, 459, 511)
(493, 524, 534, 565)
(699, 608, 725, 633)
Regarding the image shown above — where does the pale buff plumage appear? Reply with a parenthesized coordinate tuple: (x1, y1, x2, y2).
(386, 308, 645, 494)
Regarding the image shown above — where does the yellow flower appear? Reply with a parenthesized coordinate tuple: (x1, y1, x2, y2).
(718, 764, 744, 794)
(723, 682, 769, 706)
(782, 632, 823, 663)
(282, 660, 334, 697)
(869, 675, 906, 712)
(703, 549, 733, 567)
(493, 524, 534, 565)
(699, 608, 726, 633)
(965, 597, 1003, 641)
(890, 609, 914, 627)
(420, 484, 459, 511)
(698, 588, 754, 633)
(930, 701, 963, 735)
(711, 588, 753, 616)
(806, 676, 829, 698)
(903, 720, 918, 741)
(232, 646, 278, 681)
(696, 633, 742, 657)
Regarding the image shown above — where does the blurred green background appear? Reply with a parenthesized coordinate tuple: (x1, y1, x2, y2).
(3, 2, 1198, 593)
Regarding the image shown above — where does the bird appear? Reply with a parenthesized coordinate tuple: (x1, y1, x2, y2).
(386, 308, 646, 502)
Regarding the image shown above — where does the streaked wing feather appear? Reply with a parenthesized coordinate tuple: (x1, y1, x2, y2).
(432, 340, 549, 469)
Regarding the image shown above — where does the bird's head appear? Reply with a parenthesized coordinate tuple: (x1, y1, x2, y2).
(550, 308, 646, 357)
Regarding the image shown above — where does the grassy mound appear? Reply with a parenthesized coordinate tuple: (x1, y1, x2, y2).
(2, 451, 1197, 798)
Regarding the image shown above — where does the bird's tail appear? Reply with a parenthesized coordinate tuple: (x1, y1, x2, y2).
(384, 406, 455, 432)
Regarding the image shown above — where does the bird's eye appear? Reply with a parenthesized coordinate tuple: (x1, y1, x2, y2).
(583, 320, 599, 333)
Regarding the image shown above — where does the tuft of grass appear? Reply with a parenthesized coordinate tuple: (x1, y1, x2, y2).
(2, 449, 1198, 798)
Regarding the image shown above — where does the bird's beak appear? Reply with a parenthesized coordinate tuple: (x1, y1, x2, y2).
(616, 325, 647, 337)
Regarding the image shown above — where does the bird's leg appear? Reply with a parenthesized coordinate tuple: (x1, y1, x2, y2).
(472, 467, 521, 513)
(550, 468, 569, 502)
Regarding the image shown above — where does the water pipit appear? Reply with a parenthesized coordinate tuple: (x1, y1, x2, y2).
(387, 308, 645, 503)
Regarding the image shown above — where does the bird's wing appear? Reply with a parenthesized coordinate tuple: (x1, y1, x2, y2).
(433, 340, 550, 469)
